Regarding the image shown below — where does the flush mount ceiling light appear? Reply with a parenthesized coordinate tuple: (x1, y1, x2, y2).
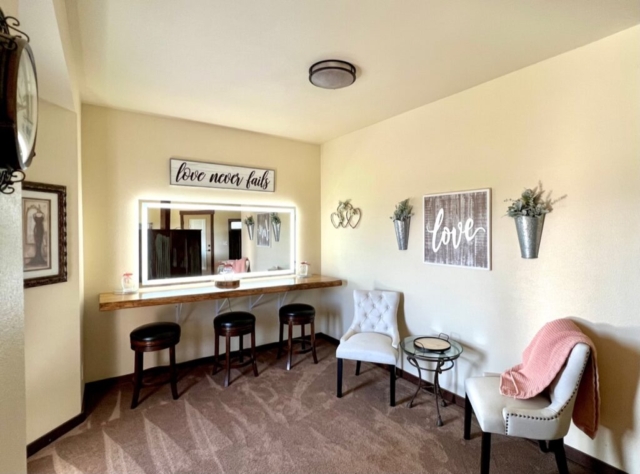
(309, 60, 356, 89)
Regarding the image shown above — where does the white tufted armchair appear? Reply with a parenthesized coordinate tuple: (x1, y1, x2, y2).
(464, 343, 591, 474)
(336, 290, 400, 406)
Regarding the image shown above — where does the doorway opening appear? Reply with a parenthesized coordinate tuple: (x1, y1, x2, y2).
(228, 219, 242, 260)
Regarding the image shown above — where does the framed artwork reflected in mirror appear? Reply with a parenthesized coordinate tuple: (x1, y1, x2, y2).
(256, 213, 270, 248)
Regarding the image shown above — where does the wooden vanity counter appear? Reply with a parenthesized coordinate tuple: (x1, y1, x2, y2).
(99, 274, 343, 312)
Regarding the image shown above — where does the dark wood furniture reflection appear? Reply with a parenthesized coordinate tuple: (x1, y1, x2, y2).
(147, 229, 202, 279)
(129, 322, 181, 409)
(228, 218, 242, 260)
(213, 311, 259, 387)
(277, 303, 318, 370)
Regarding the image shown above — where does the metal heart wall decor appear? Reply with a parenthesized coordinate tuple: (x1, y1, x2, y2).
(331, 199, 361, 229)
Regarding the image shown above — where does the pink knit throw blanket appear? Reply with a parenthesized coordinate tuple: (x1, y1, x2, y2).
(500, 318, 600, 439)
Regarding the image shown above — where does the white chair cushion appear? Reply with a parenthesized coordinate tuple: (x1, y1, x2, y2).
(466, 376, 550, 435)
(336, 332, 398, 365)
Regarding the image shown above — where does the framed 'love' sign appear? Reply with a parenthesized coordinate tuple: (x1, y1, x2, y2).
(423, 189, 491, 270)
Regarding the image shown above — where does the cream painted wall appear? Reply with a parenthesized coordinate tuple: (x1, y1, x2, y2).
(320, 26, 640, 473)
(24, 99, 83, 443)
(82, 105, 321, 382)
(0, 1, 26, 471)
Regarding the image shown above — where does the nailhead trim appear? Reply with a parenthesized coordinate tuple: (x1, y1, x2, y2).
(505, 350, 590, 436)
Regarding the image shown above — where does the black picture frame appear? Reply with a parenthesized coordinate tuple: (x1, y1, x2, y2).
(21, 181, 67, 288)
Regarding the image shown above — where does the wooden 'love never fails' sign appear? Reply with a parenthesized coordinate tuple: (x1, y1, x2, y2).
(170, 158, 275, 192)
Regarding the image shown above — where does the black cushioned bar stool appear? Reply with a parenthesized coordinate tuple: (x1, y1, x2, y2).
(129, 322, 181, 409)
(213, 311, 259, 387)
(277, 303, 318, 370)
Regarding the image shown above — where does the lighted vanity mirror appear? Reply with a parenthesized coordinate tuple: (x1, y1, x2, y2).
(139, 201, 295, 286)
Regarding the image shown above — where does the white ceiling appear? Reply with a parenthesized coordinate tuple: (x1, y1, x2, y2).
(21, 0, 75, 112)
(67, 0, 640, 144)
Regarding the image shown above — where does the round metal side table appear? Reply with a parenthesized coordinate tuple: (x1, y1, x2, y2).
(400, 334, 463, 427)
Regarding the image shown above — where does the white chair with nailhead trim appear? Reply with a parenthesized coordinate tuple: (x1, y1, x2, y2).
(336, 290, 400, 406)
(463, 343, 591, 474)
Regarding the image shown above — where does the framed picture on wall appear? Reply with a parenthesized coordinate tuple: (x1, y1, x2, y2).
(22, 182, 68, 288)
(423, 188, 491, 270)
(256, 212, 270, 247)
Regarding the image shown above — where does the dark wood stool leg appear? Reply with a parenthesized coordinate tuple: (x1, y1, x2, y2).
(464, 394, 472, 440)
(481, 432, 492, 474)
(310, 319, 318, 364)
(355, 361, 361, 376)
(277, 322, 284, 359)
(337, 358, 343, 398)
(213, 332, 219, 375)
(239, 333, 244, 363)
(301, 323, 306, 350)
(169, 345, 179, 400)
(131, 351, 143, 409)
(287, 321, 294, 370)
(251, 327, 258, 377)
(224, 332, 231, 387)
(550, 439, 569, 474)
(390, 364, 396, 407)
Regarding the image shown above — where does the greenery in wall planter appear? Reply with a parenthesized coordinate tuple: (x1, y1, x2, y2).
(505, 181, 566, 259)
(244, 215, 255, 241)
(390, 198, 413, 250)
(270, 213, 281, 242)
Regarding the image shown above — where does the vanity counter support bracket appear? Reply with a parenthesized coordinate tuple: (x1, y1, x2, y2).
(249, 294, 265, 310)
(175, 303, 183, 323)
(277, 291, 289, 309)
(215, 298, 231, 316)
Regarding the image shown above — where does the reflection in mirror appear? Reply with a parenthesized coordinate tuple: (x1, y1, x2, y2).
(140, 201, 295, 286)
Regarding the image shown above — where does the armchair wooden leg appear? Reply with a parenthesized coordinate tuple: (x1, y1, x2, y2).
(481, 432, 491, 474)
(389, 364, 396, 407)
(550, 439, 569, 474)
(464, 394, 472, 440)
(538, 440, 550, 453)
(337, 358, 343, 398)
(355, 361, 361, 376)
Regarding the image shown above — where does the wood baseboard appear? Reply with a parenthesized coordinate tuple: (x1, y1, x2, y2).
(316, 332, 339, 345)
(26, 412, 86, 458)
(26, 332, 627, 473)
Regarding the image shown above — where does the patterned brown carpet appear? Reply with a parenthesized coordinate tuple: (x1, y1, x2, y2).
(28, 339, 593, 474)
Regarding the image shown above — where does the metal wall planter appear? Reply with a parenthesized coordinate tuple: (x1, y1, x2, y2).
(272, 221, 281, 242)
(515, 215, 545, 258)
(247, 223, 255, 241)
(394, 218, 411, 250)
